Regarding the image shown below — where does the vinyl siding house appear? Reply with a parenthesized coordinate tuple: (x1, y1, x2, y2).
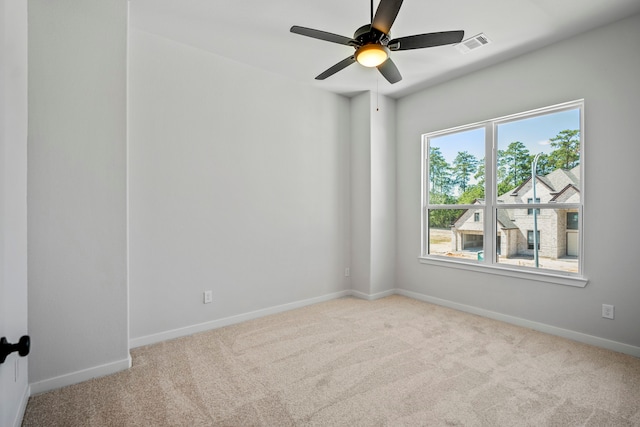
(452, 166, 580, 259)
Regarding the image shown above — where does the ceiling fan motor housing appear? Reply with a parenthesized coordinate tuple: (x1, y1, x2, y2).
(354, 24, 389, 46)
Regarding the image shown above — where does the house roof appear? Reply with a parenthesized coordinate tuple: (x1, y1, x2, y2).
(451, 199, 518, 229)
(550, 184, 580, 202)
(501, 165, 580, 202)
(497, 210, 518, 230)
(544, 165, 580, 191)
(455, 165, 581, 229)
(505, 176, 554, 200)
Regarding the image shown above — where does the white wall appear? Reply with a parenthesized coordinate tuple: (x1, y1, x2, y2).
(28, 0, 129, 392)
(0, 1, 29, 425)
(128, 30, 351, 343)
(396, 14, 640, 350)
(349, 93, 372, 296)
(370, 94, 396, 296)
(350, 92, 397, 298)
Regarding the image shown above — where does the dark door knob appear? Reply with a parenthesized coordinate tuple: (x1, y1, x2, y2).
(0, 335, 30, 364)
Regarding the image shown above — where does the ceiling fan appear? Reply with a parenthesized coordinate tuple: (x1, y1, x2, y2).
(290, 0, 464, 84)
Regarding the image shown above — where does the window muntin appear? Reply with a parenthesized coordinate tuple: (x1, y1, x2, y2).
(421, 100, 584, 281)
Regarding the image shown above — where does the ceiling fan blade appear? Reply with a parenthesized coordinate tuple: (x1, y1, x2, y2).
(372, 0, 403, 35)
(315, 56, 356, 80)
(389, 30, 464, 51)
(377, 58, 402, 84)
(290, 26, 356, 46)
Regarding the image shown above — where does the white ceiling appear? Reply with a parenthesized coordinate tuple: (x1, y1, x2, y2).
(130, 0, 640, 98)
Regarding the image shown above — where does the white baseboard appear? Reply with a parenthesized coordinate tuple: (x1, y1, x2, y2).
(12, 383, 30, 427)
(30, 355, 132, 395)
(132, 287, 640, 358)
(396, 289, 640, 358)
(130, 290, 351, 349)
(350, 289, 396, 301)
(29, 287, 637, 400)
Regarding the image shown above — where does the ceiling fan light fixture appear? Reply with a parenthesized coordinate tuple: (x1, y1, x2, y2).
(355, 44, 389, 67)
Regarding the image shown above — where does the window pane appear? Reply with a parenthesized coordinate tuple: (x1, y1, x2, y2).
(428, 128, 485, 205)
(527, 230, 540, 249)
(431, 208, 483, 260)
(496, 109, 581, 203)
(496, 208, 579, 273)
(567, 212, 579, 230)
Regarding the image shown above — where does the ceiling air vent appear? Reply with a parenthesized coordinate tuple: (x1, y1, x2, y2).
(455, 33, 491, 54)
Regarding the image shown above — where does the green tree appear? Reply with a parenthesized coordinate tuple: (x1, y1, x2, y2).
(428, 192, 457, 205)
(548, 129, 580, 169)
(474, 160, 485, 187)
(428, 193, 460, 228)
(429, 146, 452, 195)
(458, 184, 484, 205)
(497, 141, 531, 193)
(428, 147, 460, 228)
(428, 206, 463, 229)
(452, 151, 479, 193)
(534, 153, 554, 175)
(497, 181, 515, 196)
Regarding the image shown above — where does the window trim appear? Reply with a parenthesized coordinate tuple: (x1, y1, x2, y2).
(420, 99, 587, 287)
(418, 255, 588, 287)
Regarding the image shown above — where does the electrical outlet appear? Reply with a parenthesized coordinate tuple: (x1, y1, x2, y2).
(203, 290, 213, 304)
(602, 304, 614, 319)
(345, 267, 350, 277)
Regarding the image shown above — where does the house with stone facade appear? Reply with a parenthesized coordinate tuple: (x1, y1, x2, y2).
(451, 166, 580, 259)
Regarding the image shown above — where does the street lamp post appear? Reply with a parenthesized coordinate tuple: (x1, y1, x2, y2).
(532, 153, 542, 268)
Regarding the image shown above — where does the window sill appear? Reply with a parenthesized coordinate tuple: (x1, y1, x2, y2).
(418, 256, 588, 288)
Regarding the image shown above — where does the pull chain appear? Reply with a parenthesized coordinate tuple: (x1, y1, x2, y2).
(376, 78, 380, 111)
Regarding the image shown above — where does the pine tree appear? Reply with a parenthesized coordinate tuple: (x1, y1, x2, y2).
(429, 146, 452, 195)
(497, 141, 531, 193)
(549, 129, 580, 169)
(452, 151, 479, 193)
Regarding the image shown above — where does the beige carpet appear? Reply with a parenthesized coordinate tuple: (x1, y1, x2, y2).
(23, 295, 640, 426)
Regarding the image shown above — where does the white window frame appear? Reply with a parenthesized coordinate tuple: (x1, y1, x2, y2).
(420, 100, 587, 287)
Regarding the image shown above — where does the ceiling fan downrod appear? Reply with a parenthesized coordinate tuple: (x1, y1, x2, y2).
(370, 0, 374, 24)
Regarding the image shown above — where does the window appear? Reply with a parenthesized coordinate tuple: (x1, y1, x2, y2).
(527, 230, 540, 250)
(567, 212, 579, 230)
(421, 100, 585, 285)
